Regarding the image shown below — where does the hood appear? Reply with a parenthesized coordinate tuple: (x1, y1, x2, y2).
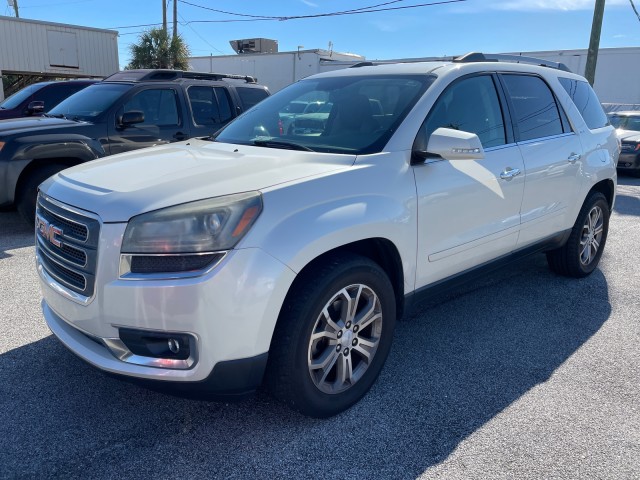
(0, 116, 85, 136)
(41, 139, 356, 222)
(616, 129, 640, 142)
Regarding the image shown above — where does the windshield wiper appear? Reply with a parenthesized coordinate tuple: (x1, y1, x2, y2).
(252, 139, 315, 152)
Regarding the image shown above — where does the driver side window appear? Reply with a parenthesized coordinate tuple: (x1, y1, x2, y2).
(123, 88, 179, 126)
(417, 75, 507, 150)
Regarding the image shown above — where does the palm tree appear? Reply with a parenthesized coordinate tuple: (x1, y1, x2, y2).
(126, 28, 191, 70)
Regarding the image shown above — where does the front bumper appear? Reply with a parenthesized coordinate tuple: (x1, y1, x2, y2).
(617, 153, 640, 171)
(39, 223, 296, 392)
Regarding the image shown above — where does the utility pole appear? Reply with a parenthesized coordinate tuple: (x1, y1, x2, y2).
(10, 0, 19, 18)
(162, 0, 167, 34)
(173, 0, 178, 39)
(584, 0, 606, 86)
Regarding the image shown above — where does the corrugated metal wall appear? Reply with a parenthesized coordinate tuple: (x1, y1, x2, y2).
(0, 16, 119, 77)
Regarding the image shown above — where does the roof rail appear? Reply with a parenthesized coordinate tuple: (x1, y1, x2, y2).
(104, 69, 257, 84)
(349, 61, 376, 68)
(453, 52, 571, 73)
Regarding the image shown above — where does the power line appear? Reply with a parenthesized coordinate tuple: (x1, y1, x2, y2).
(178, 0, 468, 23)
(177, 12, 225, 54)
(108, 0, 466, 30)
(630, 0, 640, 22)
(109, 22, 164, 29)
(178, 0, 408, 20)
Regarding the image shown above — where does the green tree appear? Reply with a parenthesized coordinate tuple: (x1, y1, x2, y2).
(126, 28, 191, 70)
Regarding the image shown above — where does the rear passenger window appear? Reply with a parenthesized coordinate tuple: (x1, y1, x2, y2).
(502, 75, 563, 142)
(419, 75, 506, 149)
(558, 78, 608, 130)
(214, 87, 233, 123)
(236, 87, 269, 111)
(188, 86, 235, 128)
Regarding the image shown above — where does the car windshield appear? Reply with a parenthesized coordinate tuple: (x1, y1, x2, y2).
(48, 83, 132, 120)
(609, 114, 640, 131)
(0, 84, 42, 109)
(215, 74, 434, 155)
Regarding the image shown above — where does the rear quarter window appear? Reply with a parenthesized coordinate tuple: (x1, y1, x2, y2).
(236, 87, 269, 111)
(559, 78, 609, 130)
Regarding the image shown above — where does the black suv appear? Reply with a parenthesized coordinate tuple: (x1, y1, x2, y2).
(0, 69, 270, 222)
(0, 80, 98, 120)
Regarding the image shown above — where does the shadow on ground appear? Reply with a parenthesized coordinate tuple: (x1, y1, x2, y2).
(0, 256, 611, 479)
(0, 211, 34, 259)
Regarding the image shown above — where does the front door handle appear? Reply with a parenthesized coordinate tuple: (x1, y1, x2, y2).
(500, 167, 521, 180)
(568, 153, 582, 164)
(173, 132, 189, 141)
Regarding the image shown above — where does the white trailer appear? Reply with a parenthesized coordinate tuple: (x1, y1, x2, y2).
(0, 16, 119, 100)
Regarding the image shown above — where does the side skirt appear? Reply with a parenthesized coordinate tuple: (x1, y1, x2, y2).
(404, 229, 571, 314)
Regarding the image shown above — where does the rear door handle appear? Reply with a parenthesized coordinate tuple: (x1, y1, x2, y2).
(173, 132, 189, 141)
(568, 153, 581, 164)
(500, 167, 521, 180)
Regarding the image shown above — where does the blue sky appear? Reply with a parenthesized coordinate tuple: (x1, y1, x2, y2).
(4, 0, 640, 68)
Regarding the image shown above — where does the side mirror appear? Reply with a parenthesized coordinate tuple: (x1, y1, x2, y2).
(413, 127, 485, 163)
(27, 101, 45, 115)
(119, 110, 145, 127)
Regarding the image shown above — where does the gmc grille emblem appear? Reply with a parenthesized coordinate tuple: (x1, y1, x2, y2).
(36, 215, 63, 248)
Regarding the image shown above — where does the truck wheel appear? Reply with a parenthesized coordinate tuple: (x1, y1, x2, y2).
(16, 164, 67, 225)
(546, 192, 610, 278)
(266, 253, 396, 418)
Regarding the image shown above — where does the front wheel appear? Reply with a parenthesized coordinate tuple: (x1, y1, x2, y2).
(16, 164, 67, 225)
(546, 191, 610, 278)
(265, 254, 396, 418)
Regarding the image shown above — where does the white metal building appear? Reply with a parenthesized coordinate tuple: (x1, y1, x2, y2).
(504, 47, 640, 109)
(189, 48, 365, 93)
(0, 16, 119, 100)
(190, 46, 640, 107)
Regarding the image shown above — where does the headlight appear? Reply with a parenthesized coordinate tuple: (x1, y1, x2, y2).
(121, 191, 262, 254)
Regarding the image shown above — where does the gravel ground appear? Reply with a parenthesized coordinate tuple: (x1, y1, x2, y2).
(0, 176, 638, 479)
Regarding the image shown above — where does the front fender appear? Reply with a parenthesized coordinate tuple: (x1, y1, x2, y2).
(0, 134, 105, 205)
(11, 133, 106, 161)
(243, 153, 418, 294)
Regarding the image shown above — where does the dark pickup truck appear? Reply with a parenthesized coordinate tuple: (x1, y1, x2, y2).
(0, 69, 270, 222)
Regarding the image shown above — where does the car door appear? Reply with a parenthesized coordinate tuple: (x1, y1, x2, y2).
(499, 74, 584, 247)
(108, 86, 188, 155)
(413, 74, 526, 287)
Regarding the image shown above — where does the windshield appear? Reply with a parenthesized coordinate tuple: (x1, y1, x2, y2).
(215, 74, 434, 155)
(0, 84, 41, 109)
(609, 114, 640, 132)
(49, 83, 132, 120)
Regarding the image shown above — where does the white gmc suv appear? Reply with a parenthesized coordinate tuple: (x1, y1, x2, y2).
(36, 53, 618, 418)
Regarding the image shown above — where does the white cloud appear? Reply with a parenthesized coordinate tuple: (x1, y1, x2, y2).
(485, 0, 627, 11)
(300, 0, 318, 7)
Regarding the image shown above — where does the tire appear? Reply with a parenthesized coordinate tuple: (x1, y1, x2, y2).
(16, 164, 67, 225)
(265, 253, 396, 418)
(546, 191, 610, 278)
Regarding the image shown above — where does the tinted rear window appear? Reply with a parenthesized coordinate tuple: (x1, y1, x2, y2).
(502, 74, 564, 142)
(559, 78, 608, 130)
(236, 87, 269, 111)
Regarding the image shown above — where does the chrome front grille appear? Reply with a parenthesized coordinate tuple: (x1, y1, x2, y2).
(35, 195, 100, 298)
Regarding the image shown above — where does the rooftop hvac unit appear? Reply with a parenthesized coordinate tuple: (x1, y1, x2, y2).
(230, 38, 278, 54)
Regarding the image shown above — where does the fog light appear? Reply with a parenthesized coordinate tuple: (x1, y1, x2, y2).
(168, 338, 180, 354)
(119, 328, 192, 361)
